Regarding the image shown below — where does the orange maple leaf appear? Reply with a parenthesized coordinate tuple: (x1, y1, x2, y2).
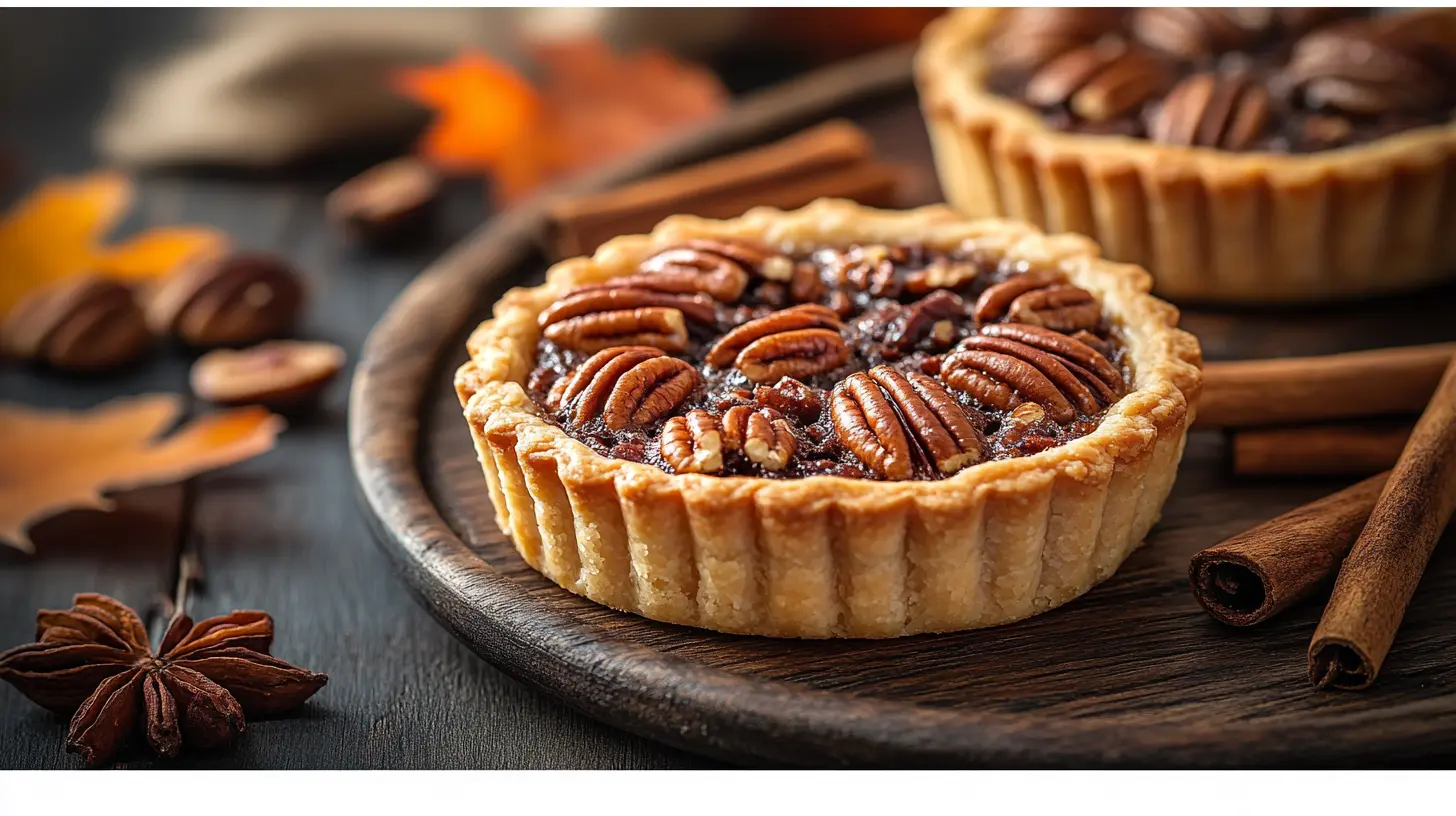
(0, 172, 229, 319)
(0, 395, 284, 553)
(392, 40, 727, 205)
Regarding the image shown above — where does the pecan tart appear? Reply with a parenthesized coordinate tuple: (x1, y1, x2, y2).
(917, 8, 1456, 303)
(457, 200, 1201, 637)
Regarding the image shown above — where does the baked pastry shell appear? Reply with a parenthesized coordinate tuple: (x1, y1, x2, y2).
(456, 199, 1202, 637)
(917, 8, 1456, 303)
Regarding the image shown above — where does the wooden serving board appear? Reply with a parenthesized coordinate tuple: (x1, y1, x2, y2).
(350, 48, 1456, 767)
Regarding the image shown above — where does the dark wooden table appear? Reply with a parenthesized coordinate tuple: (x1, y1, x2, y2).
(0, 9, 715, 769)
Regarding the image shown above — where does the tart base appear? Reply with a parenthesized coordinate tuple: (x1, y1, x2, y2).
(457, 200, 1202, 638)
(917, 8, 1456, 304)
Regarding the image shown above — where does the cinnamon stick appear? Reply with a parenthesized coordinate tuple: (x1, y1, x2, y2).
(544, 120, 900, 259)
(1229, 421, 1413, 478)
(1190, 473, 1388, 626)
(1197, 343, 1456, 430)
(1308, 358, 1456, 690)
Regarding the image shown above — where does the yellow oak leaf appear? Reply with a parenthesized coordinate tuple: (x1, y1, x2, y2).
(0, 395, 285, 553)
(0, 172, 229, 318)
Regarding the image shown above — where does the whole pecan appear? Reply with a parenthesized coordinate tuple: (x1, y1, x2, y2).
(1025, 40, 1174, 122)
(146, 252, 305, 348)
(1284, 18, 1447, 116)
(986, 8, 1128, 72)
(830, 372, 913, 480)
(887, 290, 967, 353)
(975, 269, 1101, 333)
(944, 323, 1124, 423)
(1131, 8, 1261, 59)
(868, 366, 983, 475)
(753, 376, 824, 423)
(721, 405, 797, 471)
(1148, 72, 1270, 150)
(660, 409, 724, 474)
(2, 276, 151, 372)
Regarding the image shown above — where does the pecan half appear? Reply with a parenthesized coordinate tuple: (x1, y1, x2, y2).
(600, 356, 699, 431)
(541, 286, 717, 327)
(753, 376, 824, 423)
(557, 346, 664, 423)
(981, 323, 1124, 401)
(1131, 8, 1260, 59)
(831, 372, 913, 480)
(544, 306, 689, 354)
(645, 238, 795, 284)
(1284, 19, 1446, 116)
(736, 328, 850, 385)
(887, 290, 967, 353)
(660, 409, 724, 474)
(636, 244, 752, 302)
(1149, 72, 1270, 150)
(942, 345, 1079, 423)
(868, 366, 983, 475)
(705, 303, 844, 371)
(721, 405, 797, 471)
(975, 270, 1101, 332)
(1025, 40, 1174, 122)
(986, 8, 1127, 72)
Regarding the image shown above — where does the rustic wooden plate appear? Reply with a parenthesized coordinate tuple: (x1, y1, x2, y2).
(350, 48, 1456, 767)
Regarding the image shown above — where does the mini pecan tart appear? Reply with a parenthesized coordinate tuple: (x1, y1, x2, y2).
(457, 200, 1202, 638)
(917, 8, 1456, 303)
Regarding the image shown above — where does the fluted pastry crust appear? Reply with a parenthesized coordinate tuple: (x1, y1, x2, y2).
(917, 8, 1456, 303)
(457, 199, 1202, 637)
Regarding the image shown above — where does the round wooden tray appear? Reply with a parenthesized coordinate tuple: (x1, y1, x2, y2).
(350, 49, 1456, 767)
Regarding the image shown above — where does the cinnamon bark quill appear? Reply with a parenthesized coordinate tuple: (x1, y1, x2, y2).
(1190, 472, 1388, 626)
(1308, 358, 1456, 690)
(1229, 421, 1413, 477)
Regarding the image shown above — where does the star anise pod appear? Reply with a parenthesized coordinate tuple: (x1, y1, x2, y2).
(0, 593, 327, 767)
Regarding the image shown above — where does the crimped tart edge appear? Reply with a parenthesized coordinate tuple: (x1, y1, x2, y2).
(456, 199, 1202, 638)
(915, 8, 1456, 303)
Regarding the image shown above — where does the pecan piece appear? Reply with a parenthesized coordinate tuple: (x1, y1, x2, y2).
(1026, 41, 1174, 122)
(660, 410, 724, 474)
(544, 306, 688, 354)
(887, 290, 967, 352)
(1149, 72, 1270, 151)
(736, 328, 850, 385)
(821, 245, 901, 297)
(705, 303, 843, 369)
(722, 405, 797, 471)
(975, 269, 1102, 332)
(831, 372, 913, 480)
(868, 366, 983, 475)
(904, 257, 981, 294)
(753, 376, 824, 423)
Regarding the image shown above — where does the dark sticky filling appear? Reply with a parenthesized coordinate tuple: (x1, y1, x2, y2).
(525, 241, 1131, 481)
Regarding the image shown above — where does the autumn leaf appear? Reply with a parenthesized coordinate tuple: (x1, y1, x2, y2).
(0, 395, 284, 553)
(0, 172, 229, 319)
(392, 39, 727, 205)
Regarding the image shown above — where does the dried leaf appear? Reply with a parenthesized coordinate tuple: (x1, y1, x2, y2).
(0, 172, 229, 318)
(392, 38, 727, 204)
(0, 395, 285, 553)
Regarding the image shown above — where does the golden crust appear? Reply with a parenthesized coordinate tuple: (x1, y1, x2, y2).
(916, 8, 1456, 303)
(457, 199, 1202, 637)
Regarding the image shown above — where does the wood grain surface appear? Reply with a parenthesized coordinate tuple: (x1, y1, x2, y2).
(351, 62, 1456, 765)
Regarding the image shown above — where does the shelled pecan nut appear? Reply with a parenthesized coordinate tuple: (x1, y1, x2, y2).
(1131, 8, 1260, 59)
(1025, 41, 1173, 123)
(557, 346, 664, 423)
(644, 239, 795, 284)
(1149, 72, 1270, 150)
(753, 376, 823, 423)
(904, 257, 981, 294)
(660, 409, 724, 474)
(830, 372, 913, 480)
(635, 244, 752, 302)
(986, 8, 1127, 72)
(1284, 20, 1445, 115)
(823, 245, 901, 298)
(736, 328, 850, 384)
(705, 303, 843, 368)
(543, 306, 689, 354)
(888, 290, 967, 352)
(722, 405, 797, 471)
(868, 366, 983, 474)
(975, 268, 1102, 333)
(540, 286, 717, 328)
(2, 276, 151, 372)
(981, 323, 1124, 400)
(146, 252, 305, 348)
(599, 355, 699, 431)
(942, 345, 1079, 423)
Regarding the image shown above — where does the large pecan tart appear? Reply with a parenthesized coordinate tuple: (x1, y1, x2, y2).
(457, 200, 1201, 637)
(918, 8, 1456, 303)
